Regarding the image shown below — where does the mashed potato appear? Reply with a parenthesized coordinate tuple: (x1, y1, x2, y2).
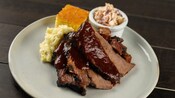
(40, 25, 74, 62)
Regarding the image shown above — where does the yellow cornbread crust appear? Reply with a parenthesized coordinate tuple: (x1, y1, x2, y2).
(55, 4, 89, 31)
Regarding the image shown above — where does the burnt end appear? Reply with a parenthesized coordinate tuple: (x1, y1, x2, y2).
(57, 81, 86, 96)
(122, 53, 132, 63)
(56, 70, 86, 96)
(67, 84, 86, 96)
(98, 27, 111, 41)
(56, 68, 87, 96)
(110, 36, 132, 63)
(111, 36, 123, 43)
(110, 38, 123, 55)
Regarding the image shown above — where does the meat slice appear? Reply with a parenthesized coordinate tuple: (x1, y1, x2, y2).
(97, 28, 132, 63)
(54, 33, 88, 95)
(97, 27, 132, 63)
(66, 42, 114, 90)
(57, 69, 87, 95)
(76, 22, 134, 83)
(54, 32, 114, 95)
(67, 45, 90, 89)
(66, 46, 114, 91)
(54, 32, 75, 69)
(87, 70, 113, 89)
(57, 69, 73, 86)
(55, 48, 89, 95)
(94, 27, 135, 76)
(76, 22, 119, 84)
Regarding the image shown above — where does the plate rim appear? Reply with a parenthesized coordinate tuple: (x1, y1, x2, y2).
(8, 15, 159, 98)
(126, 26, 160, 98)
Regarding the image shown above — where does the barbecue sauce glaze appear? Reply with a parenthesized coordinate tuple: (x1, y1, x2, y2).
(76, 22, 120, 83)
(54, 32, 89, 70)
(54, 22, 120, 84)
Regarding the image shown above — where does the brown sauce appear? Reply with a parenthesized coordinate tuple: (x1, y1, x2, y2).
(69, 45, 89, 69)
(54, 40, 68, 69)
(54, 22, 120, 83)
(76, 22, 120, 81)
(54, 32, 89, 70)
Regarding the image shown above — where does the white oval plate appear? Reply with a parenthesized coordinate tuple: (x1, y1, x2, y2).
(8, 16, 159, 98)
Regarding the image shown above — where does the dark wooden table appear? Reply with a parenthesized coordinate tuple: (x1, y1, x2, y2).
(0, 0, 175, 98)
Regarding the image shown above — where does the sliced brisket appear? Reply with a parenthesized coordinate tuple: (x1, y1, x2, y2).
(94, 28, 135, 76)
(67, 46, 114, 90)
(57, 69, 87, 95)
(87, 70, 113, 89)
(67, 45, 90, 89)
(76, 22, 134, 81)
(54, 33, 88, 95)
(52, 22, 135, 96)
(54, 32, 114, 95)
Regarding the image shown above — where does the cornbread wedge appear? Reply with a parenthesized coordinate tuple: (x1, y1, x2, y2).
(55, 4, 89, 31)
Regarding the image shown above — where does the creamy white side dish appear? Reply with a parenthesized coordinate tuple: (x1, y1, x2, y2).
(39, 25, 74, 62)
(94, 3, 124, 26)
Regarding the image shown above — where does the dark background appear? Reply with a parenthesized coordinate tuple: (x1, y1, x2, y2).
(0, 0, 175, 97)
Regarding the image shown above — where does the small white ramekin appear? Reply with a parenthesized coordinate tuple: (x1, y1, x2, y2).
(89, 7, 128, 37)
